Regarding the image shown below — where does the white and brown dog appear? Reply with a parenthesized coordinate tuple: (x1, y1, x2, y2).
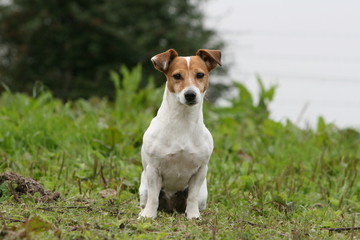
(139, 49, 221, 219)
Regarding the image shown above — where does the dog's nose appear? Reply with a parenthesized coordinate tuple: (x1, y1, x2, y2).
(184, 90, 196, 102)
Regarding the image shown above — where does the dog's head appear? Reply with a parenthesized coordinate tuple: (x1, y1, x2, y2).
(151, 49, 221, 106)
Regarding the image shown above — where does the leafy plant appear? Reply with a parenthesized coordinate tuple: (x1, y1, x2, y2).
(0, 66, 359, 239)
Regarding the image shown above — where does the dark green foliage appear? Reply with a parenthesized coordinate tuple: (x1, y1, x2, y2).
(0, 0, 224, 99)
(0, 66, 359, 239)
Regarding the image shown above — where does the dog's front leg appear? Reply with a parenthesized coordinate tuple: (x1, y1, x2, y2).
(139, 171, 148, 211)
(139, 165, 161, 219)
(186, 165, 208, 219)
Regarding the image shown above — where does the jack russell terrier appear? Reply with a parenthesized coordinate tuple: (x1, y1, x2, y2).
(139, 49, 221, 219)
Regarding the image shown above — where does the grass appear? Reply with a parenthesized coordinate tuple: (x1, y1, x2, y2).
(0, 66, 359, 239)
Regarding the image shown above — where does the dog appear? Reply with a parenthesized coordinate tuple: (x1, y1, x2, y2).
(138, 49, 221, 219)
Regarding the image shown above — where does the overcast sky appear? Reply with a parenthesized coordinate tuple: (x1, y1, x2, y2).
(204, 0, 360, 128)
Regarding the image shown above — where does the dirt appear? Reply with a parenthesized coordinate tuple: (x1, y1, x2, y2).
(0, 172, 60, 202)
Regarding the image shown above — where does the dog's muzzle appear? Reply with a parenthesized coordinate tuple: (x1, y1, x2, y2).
(184, 90, 197, 105)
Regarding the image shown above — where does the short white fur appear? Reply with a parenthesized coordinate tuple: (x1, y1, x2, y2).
(139, 54, 214, 220)
(184, 56, 191, 68)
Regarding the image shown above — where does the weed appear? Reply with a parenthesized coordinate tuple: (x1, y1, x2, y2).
(0, 66, 359, 239)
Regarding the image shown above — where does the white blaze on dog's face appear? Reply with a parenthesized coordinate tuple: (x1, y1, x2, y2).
(151, 49, 221, 106)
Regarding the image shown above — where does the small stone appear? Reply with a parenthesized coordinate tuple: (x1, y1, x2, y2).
(99, 189, 117, 198)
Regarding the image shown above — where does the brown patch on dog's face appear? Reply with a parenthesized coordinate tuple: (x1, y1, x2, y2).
(165, 56, 209, 94)
(190, 56, 210, 93)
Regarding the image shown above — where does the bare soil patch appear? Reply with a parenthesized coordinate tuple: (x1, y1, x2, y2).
(0, 172, 60, 202)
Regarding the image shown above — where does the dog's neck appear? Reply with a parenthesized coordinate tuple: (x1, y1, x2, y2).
(156, 83, 204, 125)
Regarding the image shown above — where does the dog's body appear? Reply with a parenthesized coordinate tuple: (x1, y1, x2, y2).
(139, 49, 221, 219)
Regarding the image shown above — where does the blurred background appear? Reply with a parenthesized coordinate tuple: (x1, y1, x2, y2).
(204, 0, 360, 128)
(0, 0, 224, 99)
(0, 0, 359, 128)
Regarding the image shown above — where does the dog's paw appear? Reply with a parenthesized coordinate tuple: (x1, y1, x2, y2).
(186, 210, 201, 220)
(138, 208, 157, 220)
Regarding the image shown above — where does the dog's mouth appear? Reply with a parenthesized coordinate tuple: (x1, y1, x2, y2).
(185, 100, 198, 106)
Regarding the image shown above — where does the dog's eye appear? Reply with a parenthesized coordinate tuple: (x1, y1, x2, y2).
(196, 72, 205, 79)
(173, 73, 182, 80)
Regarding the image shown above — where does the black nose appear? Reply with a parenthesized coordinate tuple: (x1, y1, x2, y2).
(184, 90, 196, 102)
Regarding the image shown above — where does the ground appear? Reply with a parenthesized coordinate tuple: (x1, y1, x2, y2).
(0, 67, 359, 239)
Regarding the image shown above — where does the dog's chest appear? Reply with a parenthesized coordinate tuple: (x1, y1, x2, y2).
(144, 120, 213, 162)
(161, 140, 204, 169)
(158, 139, 209, 192)
(143, 118, 213, 192)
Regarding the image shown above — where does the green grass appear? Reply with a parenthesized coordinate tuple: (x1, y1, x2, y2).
(0, 66, 359, 239)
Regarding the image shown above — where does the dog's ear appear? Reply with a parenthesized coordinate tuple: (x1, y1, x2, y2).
(151, 49, 179, 73)
(196, 49, 222, 72)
